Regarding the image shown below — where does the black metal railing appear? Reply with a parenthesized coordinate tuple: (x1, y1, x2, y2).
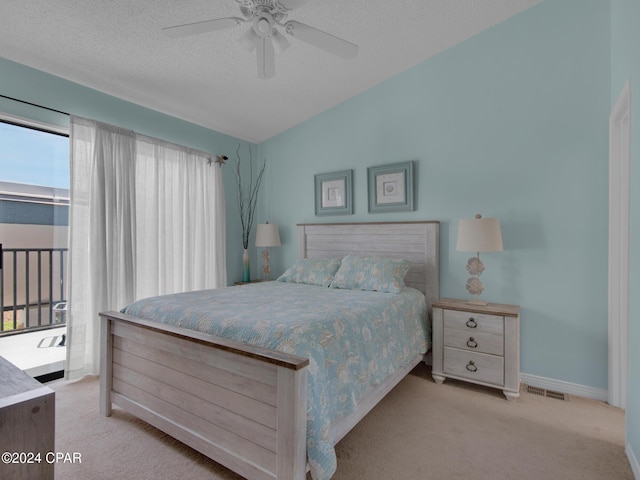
(0, 244, 68, 335)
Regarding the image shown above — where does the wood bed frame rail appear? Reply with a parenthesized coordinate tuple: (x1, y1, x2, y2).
(99, 311, 309, 480)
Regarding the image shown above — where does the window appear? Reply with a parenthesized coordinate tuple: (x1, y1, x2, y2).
(0, 116, 69, 333)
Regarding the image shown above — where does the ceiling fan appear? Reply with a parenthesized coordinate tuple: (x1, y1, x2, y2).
(163, 0, 359, 79)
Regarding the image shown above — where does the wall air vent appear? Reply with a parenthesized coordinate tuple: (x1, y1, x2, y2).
(523, 384, 568, 401)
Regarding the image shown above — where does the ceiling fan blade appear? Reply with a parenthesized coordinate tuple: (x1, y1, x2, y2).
(278, 0, 312, 10)
(257, 37, 275, 79)
(284, 21, 358, 60)
(162, 17, 244, 38)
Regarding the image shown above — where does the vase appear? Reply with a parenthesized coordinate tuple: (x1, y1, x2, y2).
(242, 248, 250, 283)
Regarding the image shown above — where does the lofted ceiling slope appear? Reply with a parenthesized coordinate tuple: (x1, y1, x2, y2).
(0, 0, 541, 143)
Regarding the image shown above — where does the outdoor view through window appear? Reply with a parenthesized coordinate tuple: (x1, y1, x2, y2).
(0, 120, 69, 338)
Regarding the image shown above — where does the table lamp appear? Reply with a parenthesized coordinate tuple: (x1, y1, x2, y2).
(456, 214, 503, 305)
(255, 222, 281, 280)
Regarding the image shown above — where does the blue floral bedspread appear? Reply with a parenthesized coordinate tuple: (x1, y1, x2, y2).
(121, 281, 429, 480)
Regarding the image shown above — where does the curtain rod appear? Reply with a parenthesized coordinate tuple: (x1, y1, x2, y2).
(0, 94, 70, 116)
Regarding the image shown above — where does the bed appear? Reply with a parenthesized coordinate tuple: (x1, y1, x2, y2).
(99, 221, 439, 480)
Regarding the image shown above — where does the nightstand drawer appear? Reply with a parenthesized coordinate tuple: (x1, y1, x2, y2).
(443, 310, 503, 335)
(443, 327, 504, 356)
(443, 347, 504, 386)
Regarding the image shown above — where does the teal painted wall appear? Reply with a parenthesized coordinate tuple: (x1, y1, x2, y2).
(0, 1, 621, 397)
(0, 57, 252, 285)
(611, 0, 640, 470)
(261, 0, 611, 389)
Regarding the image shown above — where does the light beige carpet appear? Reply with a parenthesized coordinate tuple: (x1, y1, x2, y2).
(51, 364, 633, 479)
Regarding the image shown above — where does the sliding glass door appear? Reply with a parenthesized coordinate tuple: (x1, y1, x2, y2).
(0, 119, 69, 334)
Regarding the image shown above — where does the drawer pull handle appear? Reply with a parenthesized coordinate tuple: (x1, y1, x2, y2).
(466, 317, 478, 328)
(466, 361, 478, 373)
(466, 337, 478, 348)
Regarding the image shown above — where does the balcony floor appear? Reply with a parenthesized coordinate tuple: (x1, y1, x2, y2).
(0, 326, 66, 377)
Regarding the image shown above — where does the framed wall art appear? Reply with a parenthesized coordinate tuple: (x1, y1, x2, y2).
(367, 161, 414, 213)
(314, 170, 353, 216)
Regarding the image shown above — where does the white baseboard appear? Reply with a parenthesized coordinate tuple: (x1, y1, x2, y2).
(627, 443, 640, 479)
(516, 375, 639, 479)
(520, 373, 608, 402)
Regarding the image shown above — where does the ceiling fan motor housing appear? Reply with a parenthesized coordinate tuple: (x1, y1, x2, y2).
(239, 0, 289, 23)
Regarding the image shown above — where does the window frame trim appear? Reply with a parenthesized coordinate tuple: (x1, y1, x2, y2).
(0, 112, 69, 137)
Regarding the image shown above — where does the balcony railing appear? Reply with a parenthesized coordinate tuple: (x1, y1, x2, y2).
(1, 244, 67, 335)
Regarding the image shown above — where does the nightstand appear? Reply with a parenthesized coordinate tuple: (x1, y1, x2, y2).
(431, 298, 521, 400)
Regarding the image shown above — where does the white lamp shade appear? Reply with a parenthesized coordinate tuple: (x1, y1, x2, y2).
(456, 216, 503, 252)
(255, 223, 281, 247)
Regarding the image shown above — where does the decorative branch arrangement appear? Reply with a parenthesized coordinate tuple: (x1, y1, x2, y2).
(235, 144, 266, 250)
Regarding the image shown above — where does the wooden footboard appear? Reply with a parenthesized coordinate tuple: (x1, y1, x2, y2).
(99, 311, 309, 480)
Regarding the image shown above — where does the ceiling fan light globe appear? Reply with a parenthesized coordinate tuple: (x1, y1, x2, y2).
(238, 28, 259, 52)
(272, 29, 291, 54)
(256, 17, 272, 35)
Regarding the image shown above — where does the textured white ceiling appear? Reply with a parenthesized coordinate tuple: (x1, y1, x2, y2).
(0, 0, 541, 143)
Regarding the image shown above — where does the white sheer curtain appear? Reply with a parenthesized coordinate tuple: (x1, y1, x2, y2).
(66, 116, 226, 380)
(134, 135, 226, 298)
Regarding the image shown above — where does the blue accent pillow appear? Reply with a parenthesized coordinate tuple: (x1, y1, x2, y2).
(277, 258, 342, 287)
(329, 255, 411, 293)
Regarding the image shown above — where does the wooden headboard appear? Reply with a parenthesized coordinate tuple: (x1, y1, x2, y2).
(297, 221, 440, 313)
